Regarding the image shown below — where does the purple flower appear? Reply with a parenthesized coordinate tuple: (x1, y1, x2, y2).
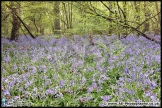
(131, 90, 135, 95)
(78, 95, 93, 102)
(73, 68, 78, 73)
(96, 63, 102, 71)
(39, 65, 47, 73)
(44, 79, 51, 87)
(55, 93, 63, 98)
(31, 66, 37, 74)
(60, 80, 64, 88)
(8, 80, 16, 87)
(139, 73, 144, 79)
(87, 86, 94, 93)
(126, 78, 131, 82)
(156, 68, 160, 72)
(81, 77, 86, 85)
(3, 56, 11, 63)
(100, 74, 108, 80)
(119, 77, 124, 81)
(154, 55, 160, 63)
(97, 86, 102, 92)
(131, 73, 136, 79)
(124, 67, 129, 73)
(98, 79, 103, 84)
(12, 63, 18, 71)
(69, 80, 75, 86)
(149, 95, 156, 101)
(33, 93, 37, 98)
(45, 89, 56, 95)
(39, 93, 46, 100)
(25, 80, 33, 89)
(47, 54, 52, 60)
(101, 95, 112, 102)
(118, 88, 124, 93)
(13, 96, 20, 100)
(143, 91, 152, 97)
(3, 89, 10, 96)
(2, 69, 7, 73)
(125, 89, 135, 95)
(91, 82, 97, 88)
(53, 74, 58, 82)
(150, 81, 157, 90)
(19, 87, 23, 92)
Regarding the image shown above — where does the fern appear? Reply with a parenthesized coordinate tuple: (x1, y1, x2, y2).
(96, 42, 110, 53)
(113, 46, 127, 56)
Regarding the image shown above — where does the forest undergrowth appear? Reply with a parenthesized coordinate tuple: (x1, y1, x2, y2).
(1, 34, 161, 107)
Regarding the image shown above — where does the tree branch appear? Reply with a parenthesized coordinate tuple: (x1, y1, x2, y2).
(128, 11, 161, 35)
(100, 1, 115, 14)
(16, 14, 35, 39)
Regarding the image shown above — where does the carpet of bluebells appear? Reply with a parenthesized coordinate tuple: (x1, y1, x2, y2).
(1, 34, 161, 107)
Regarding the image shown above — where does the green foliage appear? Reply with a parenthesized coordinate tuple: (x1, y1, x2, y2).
(1, 1, 160, 38)
(96, 42, 110, 53)
(85, 54, 95, 63)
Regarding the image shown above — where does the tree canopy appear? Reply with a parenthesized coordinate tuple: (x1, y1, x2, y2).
(1, 1, 161, 42)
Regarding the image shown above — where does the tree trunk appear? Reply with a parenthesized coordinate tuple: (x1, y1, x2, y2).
(54, 1, 61, 34)
(122, 1, 128, 37)
(155, 1, 161, 34)
(70, 2, 73, 29)
(108, 1, 112, 35)
(134, 1, 141, 36)
(143, 1, 150, 33)
(10, 2, 21, 41)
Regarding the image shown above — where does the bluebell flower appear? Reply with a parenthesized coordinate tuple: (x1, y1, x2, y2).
(13, 96, 20, 100)
(31, 66, 37, 74)
(101, 95, 112, 102)
(81, 77, 86, 85)
(97, 86, 102, 92)
(150, 81, 157, 90)
(55, 93, 63, 98)
(87, 86, 93, 93)
(19, 87, 23, 92)
(45, 89, 57, 95)
(60, 80, 64, 88)
(3, 89, 10, 96)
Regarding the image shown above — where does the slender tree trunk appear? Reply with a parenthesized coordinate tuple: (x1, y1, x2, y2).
(32, 18, 39, 35)
(54, 1, 61, 34)
(155, 1, 161, 34)
(63, 2, 69, 29)
(123, 1, 128, 37)
(108, 1, 112, 36)
(134, 1, 140, 36)
(143, 1, 150, 33)
(68, 2, 72, 29)
(155, 2, 161, 25)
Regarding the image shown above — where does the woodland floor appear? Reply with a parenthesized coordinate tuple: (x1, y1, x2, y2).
(1, 34, 161, 107)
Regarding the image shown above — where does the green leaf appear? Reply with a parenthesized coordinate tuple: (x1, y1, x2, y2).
(96, 42, 110, 53)
(113, 46, 127, 56)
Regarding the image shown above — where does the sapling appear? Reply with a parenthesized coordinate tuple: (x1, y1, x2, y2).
(89, 35, 94, 45)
